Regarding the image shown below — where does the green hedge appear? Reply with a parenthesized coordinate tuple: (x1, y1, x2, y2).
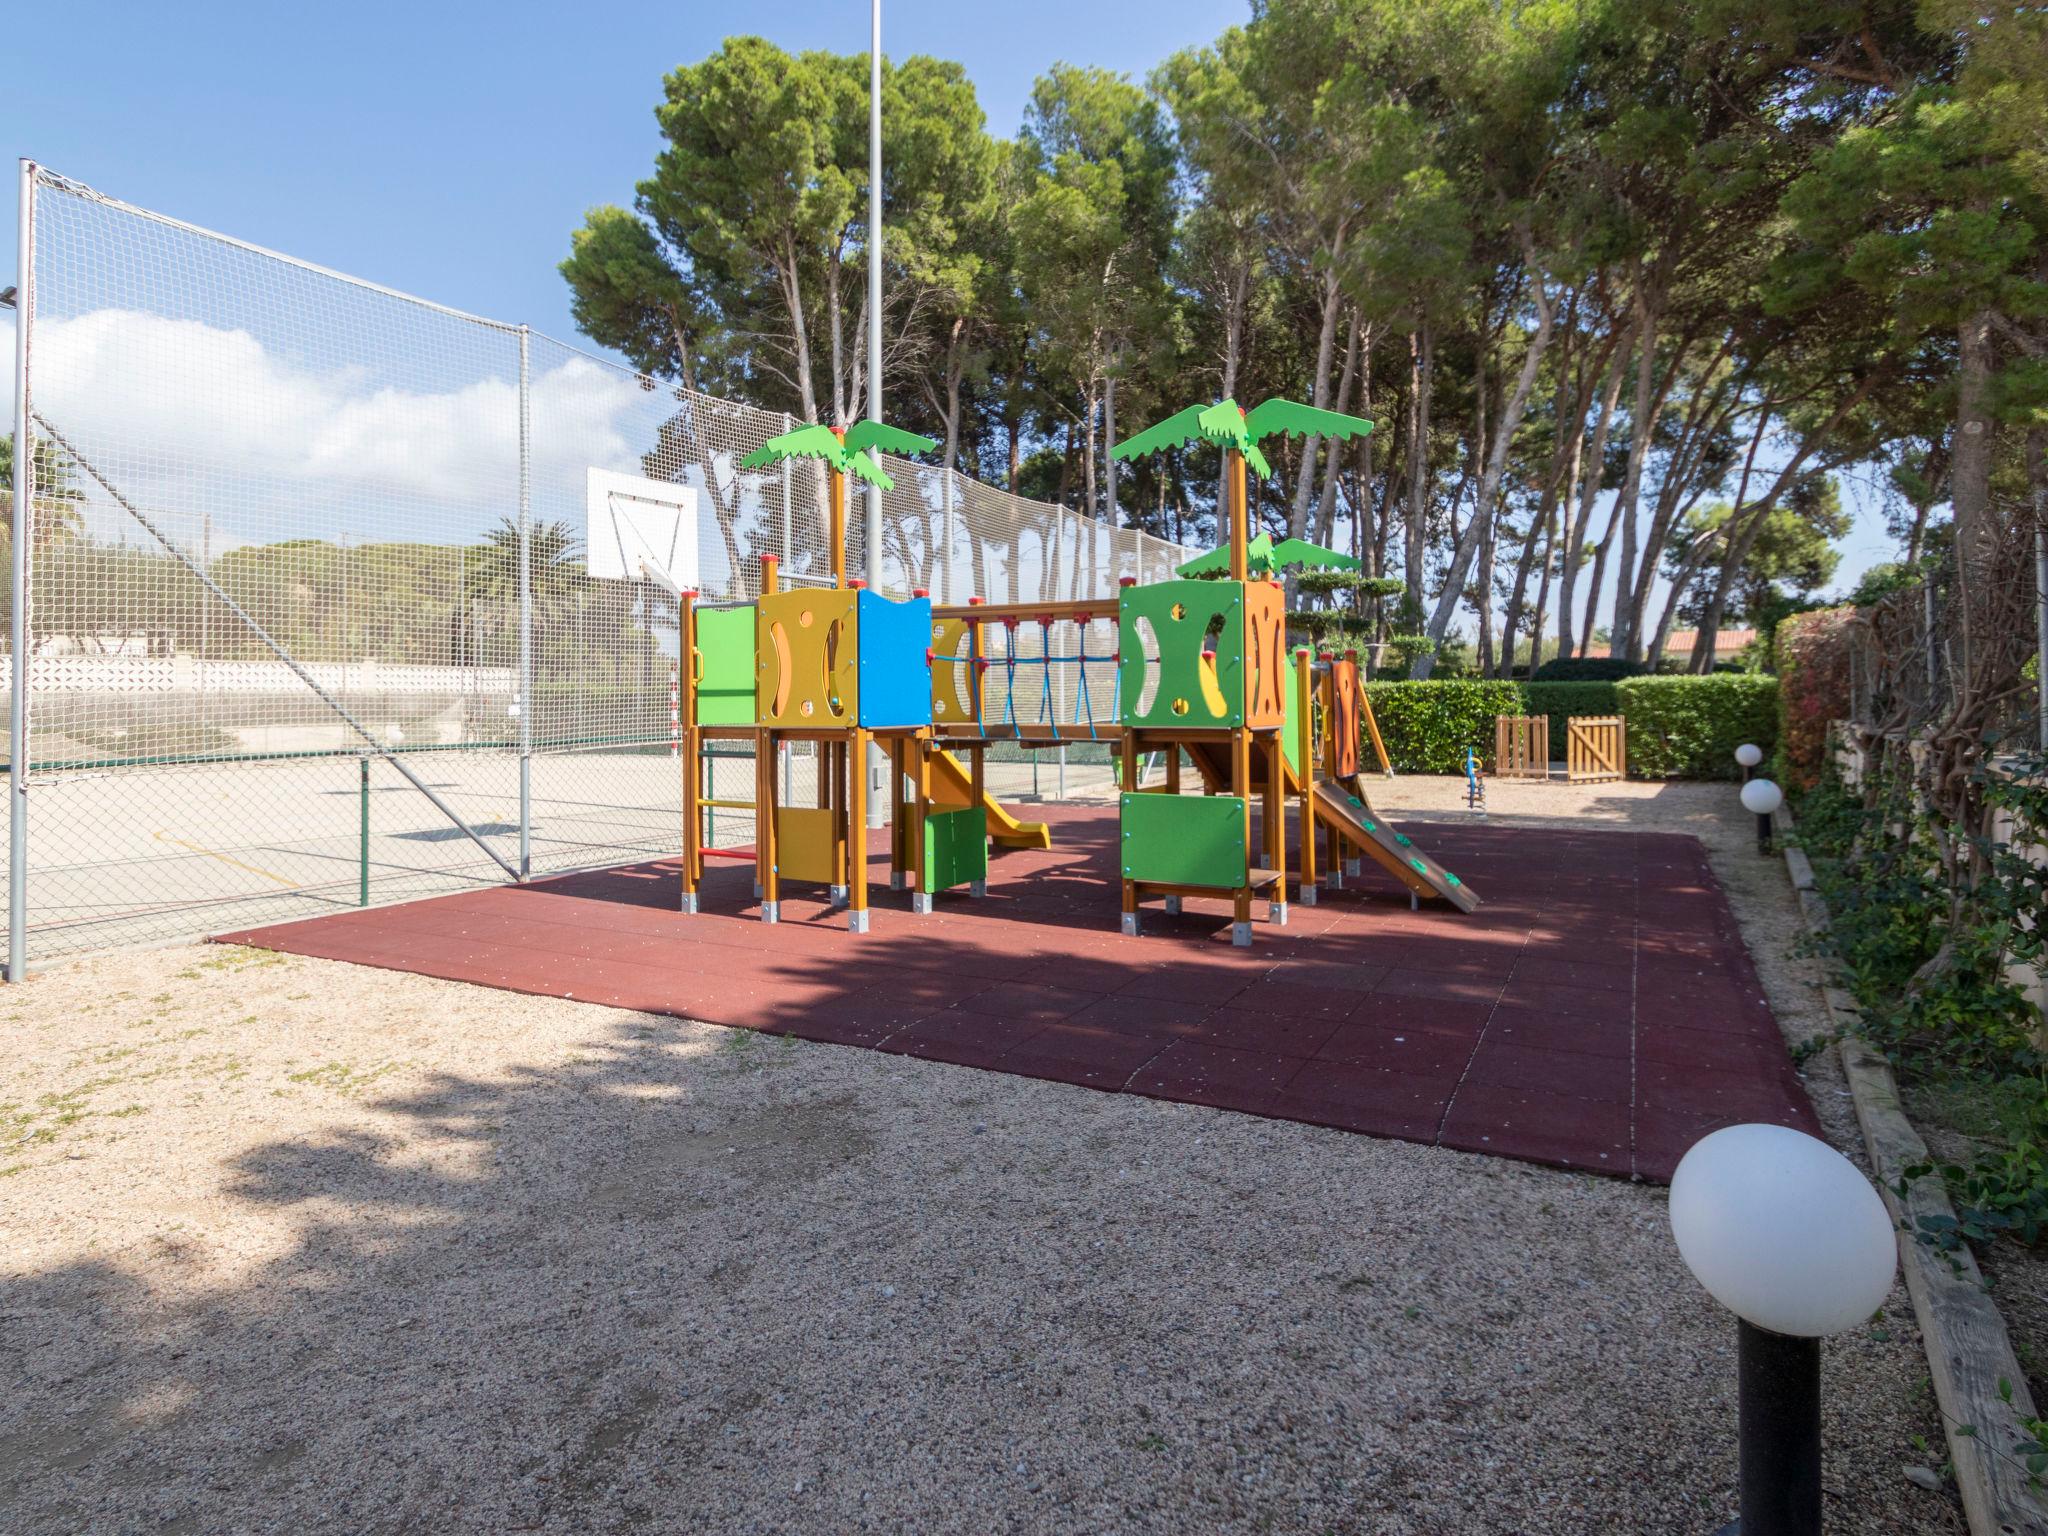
(1520, 681, 1621, 758)
(1612, 675, 1778, 780)
(1361, 680, 1524, 773)
(1358, 674, 1777, 778)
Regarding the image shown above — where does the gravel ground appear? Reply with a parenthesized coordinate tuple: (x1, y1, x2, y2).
(0, 777, 1963, 1533)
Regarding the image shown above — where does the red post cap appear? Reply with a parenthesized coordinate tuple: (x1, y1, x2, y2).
(849, 578, 866, 590)
(760, 554, 779, 566)
(968, 595, 985, 605)
(1118, 576, 1138, 588)
(1344, 648, 1359, 661)
(912, 587, 928, 599)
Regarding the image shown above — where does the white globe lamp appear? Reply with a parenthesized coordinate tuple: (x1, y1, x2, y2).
(1735, 742, 1763, 778)
(1671, 1124, 1897, 1535)
(1740, 777, 1783, 854)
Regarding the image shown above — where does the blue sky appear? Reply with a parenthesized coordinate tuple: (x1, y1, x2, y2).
(2, 0, 1897, 604)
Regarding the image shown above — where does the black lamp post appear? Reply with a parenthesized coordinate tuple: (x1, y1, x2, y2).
(1670, 1124, 1898, 1536)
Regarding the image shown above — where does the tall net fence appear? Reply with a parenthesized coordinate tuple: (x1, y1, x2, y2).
(4, 166, 1193, 964)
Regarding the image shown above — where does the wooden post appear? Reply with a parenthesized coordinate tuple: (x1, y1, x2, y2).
(848, 726, 870, 931)
(680, 591, 702, 912)
(828, 433, 848, 590)
(1296, 648, 1315, 905)
(1227, 447, 1249, 582)
(1165, 745, 1181, 795)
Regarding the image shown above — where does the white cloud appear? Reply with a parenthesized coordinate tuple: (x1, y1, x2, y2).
(17, 308, 652, 547)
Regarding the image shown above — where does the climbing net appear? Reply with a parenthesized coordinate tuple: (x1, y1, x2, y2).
(932, 609, 1123, 743)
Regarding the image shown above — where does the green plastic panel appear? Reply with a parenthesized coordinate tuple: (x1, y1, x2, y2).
(1281, 651, 1302, 779)
(1118, 579, 1246, 729)
(1119, 792, 1248, 889)
(695, 604, 757, 726)
(922, 806, 988, 892)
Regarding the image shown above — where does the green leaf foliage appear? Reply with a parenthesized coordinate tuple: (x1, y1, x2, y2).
(1361, 680, 1526, 773)
(1530, 656, 1648, 682)
(1774, 606, 1857, 790)
(1611, 676, 1780, 780)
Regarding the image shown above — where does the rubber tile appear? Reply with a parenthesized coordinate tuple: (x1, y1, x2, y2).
(216, 808, 1817, 1186)
(1438, 1081, 1632, 1173)
(1187, 1008, 1346, 1060)
(1485, 1005, 1634, 1060)
(999, 1023, 1175, 1089)
(1463, 1040, 1633, 1103)
(879, 1012, 1047, 1069)
(1274, 1062, 1453, 1140)
(950, 982, 1099, 1026)
(1129, 1041, 1302, 1112)
(1510, 956, 1635, 994)
(1344, 994, 1494, 1037)
(1495, 979, 1634, 1025)
(1373, 969, 1508, 1006)
(1313, 1021, 1477, 1078)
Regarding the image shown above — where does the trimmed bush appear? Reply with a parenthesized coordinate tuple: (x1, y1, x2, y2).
(1362, 679, 1524, 773)
(1775, 606, 1856, 790)
(1520, 681, 1621, 759)
(1530, 655, 1648, 682)
(1613, 674, 1779, 779)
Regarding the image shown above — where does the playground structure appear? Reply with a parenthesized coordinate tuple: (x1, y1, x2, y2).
(668, 400, 1479, 940)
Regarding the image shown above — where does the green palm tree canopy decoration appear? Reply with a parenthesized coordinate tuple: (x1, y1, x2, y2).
(1175, 533, 1362, 579)
(738, 420, 939, 492)
(1113, 398, 1377, 482)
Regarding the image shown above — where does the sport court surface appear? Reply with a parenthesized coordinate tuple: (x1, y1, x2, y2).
(219, 804, 1817, 1181)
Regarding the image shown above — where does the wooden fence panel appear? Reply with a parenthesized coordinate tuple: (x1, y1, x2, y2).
(1493, 715, 1549, 779)
(1567, 716, 1626, 782)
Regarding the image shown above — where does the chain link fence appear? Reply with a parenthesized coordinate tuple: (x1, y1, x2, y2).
(4, 165, 1193, 966)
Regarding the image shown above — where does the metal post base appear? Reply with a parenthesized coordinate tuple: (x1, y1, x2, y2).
(911, 892, 933, 915)
(829, 884, 848, 907)
(760, 901, 780, 924)
(1231, 920, 1253, 947)
(1410, 893, 1420, 911)
(1299, 885, 1318, 906)
(1120, 912, 1140, 937)
(848, 908, 870, 934)
(1269, 901, 1288, 926)
(753, 881, 764, 900)
(1345, 857, 1361, 877)
(1327, 868, 1343, 890)
(1163, 895, 1183, 916)
(969, 879, 987, 899)
(890, 872, 907, 891)
(680, 892, 700, 915)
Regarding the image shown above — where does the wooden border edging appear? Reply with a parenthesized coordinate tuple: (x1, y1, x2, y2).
(1777, 805, 2048, 1536)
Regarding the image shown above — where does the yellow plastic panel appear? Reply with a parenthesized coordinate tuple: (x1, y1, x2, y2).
(756, 587, 859, 728)
(774, 806, 841, 885)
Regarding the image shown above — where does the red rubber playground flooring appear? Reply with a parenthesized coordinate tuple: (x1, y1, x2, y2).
(217, 804, 1818, 1182)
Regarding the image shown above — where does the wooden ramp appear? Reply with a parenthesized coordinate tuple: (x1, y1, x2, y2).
(1311, 776, 1481, 912)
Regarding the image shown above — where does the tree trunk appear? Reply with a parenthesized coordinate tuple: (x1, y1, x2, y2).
(1412, 271, 1557, 678)
(1289, 274, 1346, 540)
(1610, 282, 1659, 659)
(1404, 324, 1432, 632)
(1559, 329, 1628, 660)
(1313, 313, 1362, 549)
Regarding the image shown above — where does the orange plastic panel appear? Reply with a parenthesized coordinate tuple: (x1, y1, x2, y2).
(1329, 656, 1361, 778)
(1243, 582, 1287, 729)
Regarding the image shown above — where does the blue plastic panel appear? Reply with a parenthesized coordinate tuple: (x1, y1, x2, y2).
(855, 590, 934, 728)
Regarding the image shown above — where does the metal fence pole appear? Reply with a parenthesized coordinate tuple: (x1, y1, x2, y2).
(780, 411, 792, 568)
(518, 324, 533, 879)
(9, 160, 35, 981)
(359, 755, 371, 906)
